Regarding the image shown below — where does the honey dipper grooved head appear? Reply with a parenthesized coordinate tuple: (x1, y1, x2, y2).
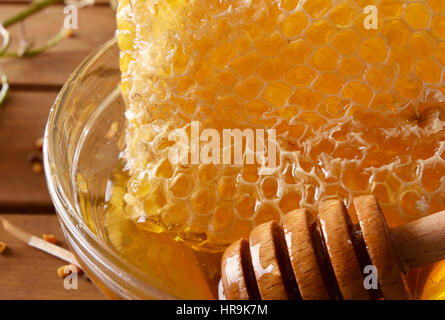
(318, 199, 370, 300)
(221, 196, 424, 300)
(283, 209, 330, 300)
(353, 195, 409, 300)
(249, 221, 299, 300)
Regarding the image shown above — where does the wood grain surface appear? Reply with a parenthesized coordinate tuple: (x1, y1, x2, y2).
(0, 5, 116, 87)
(0, 2, 115, 299)
(0, 91, 56, 212)
(0, 214, 104, 299)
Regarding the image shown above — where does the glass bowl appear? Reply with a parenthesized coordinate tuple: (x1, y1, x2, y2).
(43, 38, 178, 299)
(43, 38, 445, 301)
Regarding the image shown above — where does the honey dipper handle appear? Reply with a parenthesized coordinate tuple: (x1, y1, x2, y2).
(392, 210, 445, 271)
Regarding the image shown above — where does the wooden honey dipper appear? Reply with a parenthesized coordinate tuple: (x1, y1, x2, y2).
(220, 195, 445, 300)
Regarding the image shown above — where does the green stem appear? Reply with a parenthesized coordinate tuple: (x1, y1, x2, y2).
(0, 65, 9, 108)
(0, 25, 10, 56)
(2, 0, 63, 29)
(4, 27, 69, 58)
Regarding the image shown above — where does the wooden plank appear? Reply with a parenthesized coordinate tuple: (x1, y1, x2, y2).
(0, 213, 105, 299)
(0, 91, 56, 212)
(0, 5, 116, 86)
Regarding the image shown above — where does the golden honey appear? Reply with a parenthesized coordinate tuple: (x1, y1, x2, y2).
(105, 0, 445, 299)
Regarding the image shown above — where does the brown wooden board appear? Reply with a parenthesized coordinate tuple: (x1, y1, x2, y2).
(0, 213, 105, 299)
(0, 91, 56, 212)
(0, 2, 116, 299)
(0, 5, 116, 86)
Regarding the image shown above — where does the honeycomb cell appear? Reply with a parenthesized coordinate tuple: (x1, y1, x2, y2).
(388, 47, 415, 74)
(371, 93, 396, 111)
(143, 187, 167, 214)
(310, 47, 339, 71)
(128, 175, 150, 199)
(304, 179, 321, 205)
(305, 20, 336, 46)
(371, 183, 391, 204)
(261, 82, 293, 107)
(173, 44, 190, 74)
(395, 77, 423, 99)
(169, 174, 194, 197)
(404, 3, 432, 30)
(279, 190, 302, 214)
(193, 33, 216, 55)
(191, 188, 215, 214)
(231, 52, 261, 77)
(212, 204, 235, 233)
(281, 39, 313, 65)
(260, 176, 279, 199)
(318, 96, 348, 118)
(354, 0, 377, 7)
(233, 30, 252, 53)
(235, 194, 257, 219)
(415, 59, 442, 83)
(243, 22, 264, 41)
(215, 70, 237, 87)
(342, 81, 373, 105)
(329, 3, 357, 27)
(412, 139, 440, 161)
(315, 73, 346, 95)
(342, 162, 372, 191)
(379, 0, 404, 19)
(438, 42, 445, 66)
(310, 139, 335, 158)
(257, 58, 291, 81)
(275, 106, 299, 122)
(254, 203, 281, 225)
(255, 32, 287, 56)
(431, 14, 445, 39)
(394, 162, 420, 182)
(209, 42, 237, 70)
(366, 65, 396, 91)
(360, 38, 388, 63)
(185, 214, 211, 242)
(426, 0, 445, 11)
(257, 2, 281, 33)
(161, 202, 189, 229)
(246, 99, 271, 115)
(234, 78, 264, 100)
(285, 66, 317, 87)
(217, 177, 238, 200)
(241, 164, 259, 183)
(338, 56, 365, 78)
(280, 11, 309, 38)
(401, 189, 426, 218)
(281, 0, 299, 11)
(303, 0, 333, 19)
(383, 20, 411, 47)
(298, 112, 327, 130)
(410, 32, 437, 58)
(193, 62, 212, 86)
(332, 29, 361, 55)
(194, 86, 216, 103)
(176, 75, 195, 93)
(289, 88, 323, 110)
(422, 163, 445, 192)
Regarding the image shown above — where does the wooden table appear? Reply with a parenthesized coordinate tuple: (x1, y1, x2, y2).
(0, 1, 116, 299)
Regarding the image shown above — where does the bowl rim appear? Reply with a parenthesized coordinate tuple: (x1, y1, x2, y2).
(43, 38, 177, 300)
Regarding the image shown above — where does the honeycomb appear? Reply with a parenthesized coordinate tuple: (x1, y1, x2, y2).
(116, 0, 445, 249)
